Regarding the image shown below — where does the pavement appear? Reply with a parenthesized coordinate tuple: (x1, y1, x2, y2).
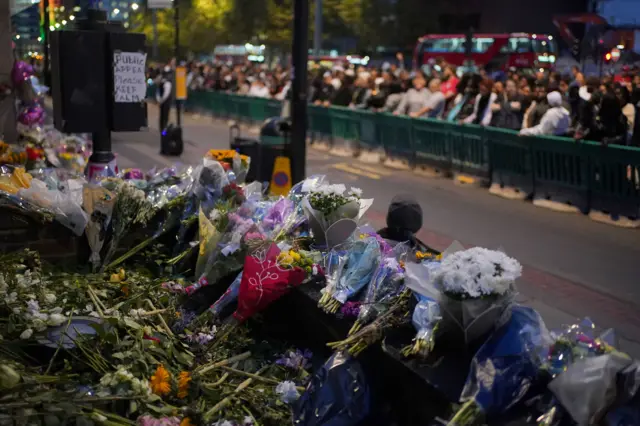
(113, 104, 640, 357)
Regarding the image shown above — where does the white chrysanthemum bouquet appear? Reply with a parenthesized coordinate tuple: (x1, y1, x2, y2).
(432, 247, 522, 346)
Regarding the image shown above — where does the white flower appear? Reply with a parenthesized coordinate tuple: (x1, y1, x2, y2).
(213, 421, 234, 426)
(243, 416, 254, 426)
(47, 313, 66, 327)
(349, 187, 363, 197)
(12, 307, 21, 314)
(6, 292, 17, 304)
(209, 209, 221, 223)
(32, 318, 47, 332)
(128, 308, 146, 319)
(275, 380, 300, 404)
(434, 247, 521, 298)
(19, 329, 33, 340)
(26, 300, 40, 314)
(44, 293, 56, 304)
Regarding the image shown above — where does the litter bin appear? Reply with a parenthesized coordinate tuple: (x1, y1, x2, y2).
(229, 117, 291, 184)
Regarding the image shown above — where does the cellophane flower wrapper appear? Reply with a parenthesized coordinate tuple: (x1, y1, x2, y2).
(356, 256, 405, 326)
(195, 206, 223, 279)
(332, 237, 380, 304)
(450, 305, 551, 425)
(605, 360, 640, 426)
(433, 247, 521, 346)
(83, 184, 115, 270)
(321, 246, 350, 300)
(208, 271, 243, 317)
(233, 243, 306, 322)
(18, 178, 88, 235)
(260, 197, 294, 238)
(294, 352, 371, 426)
(232, 153, 250, 184)
(548, 352, 634, 426)
(145, 164, 194, 209)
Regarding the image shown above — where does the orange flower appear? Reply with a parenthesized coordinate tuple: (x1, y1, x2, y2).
(121, 285, 130, 296)
(149, 365, 171, 396)
(177, 371, 191, 399)
(179, 418, 193, 426)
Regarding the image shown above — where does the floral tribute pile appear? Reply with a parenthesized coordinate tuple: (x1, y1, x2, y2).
(0, 63, 639, 425)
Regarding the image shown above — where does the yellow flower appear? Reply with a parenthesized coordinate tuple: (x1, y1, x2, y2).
(149, 365, 171, 396)
(110, 273, 122, 283)
(177, 371, 191, 399)
(180, 418, 193, 426)
(118, 268, 126, 280)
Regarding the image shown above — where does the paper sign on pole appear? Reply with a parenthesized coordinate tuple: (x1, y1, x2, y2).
(175, 65, 187, 100)
(113, 51, 147, 103)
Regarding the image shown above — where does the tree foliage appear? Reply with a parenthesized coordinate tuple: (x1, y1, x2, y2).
(130, 0, 437, 59)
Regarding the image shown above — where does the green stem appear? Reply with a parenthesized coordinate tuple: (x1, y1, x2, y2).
(105, 234, 158, 270)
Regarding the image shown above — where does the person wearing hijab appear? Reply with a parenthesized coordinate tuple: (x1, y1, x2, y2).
(520, 91, 570, 136)
(377, 195, 430, 251)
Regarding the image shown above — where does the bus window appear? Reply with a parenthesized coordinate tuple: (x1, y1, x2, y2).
(532, 39, 556, 54)
(422, 38, 465, 53)
(501, 37, 532, 53)
(472, 37, 494, 53)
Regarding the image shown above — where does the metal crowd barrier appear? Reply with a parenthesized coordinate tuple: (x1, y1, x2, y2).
(160, 87, 640, 222)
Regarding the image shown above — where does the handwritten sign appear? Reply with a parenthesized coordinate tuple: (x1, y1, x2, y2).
(113, 52, 147, 103)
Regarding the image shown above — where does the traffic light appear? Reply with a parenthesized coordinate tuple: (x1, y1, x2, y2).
(605, 52, 612, 62)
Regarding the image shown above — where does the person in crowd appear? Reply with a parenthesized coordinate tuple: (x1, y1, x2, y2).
(440, 65, 459, 104)
(411, 78, 446, 118)
(490, 79, 523, 130)
(520, 91, 569, 136)
(616, 85, 635, 141)
(312, 72, 336, 106)
(234, 73, 250, 95)
(155, 66, 173, 131)
(350, 76, 372, 109)
(522, 83, 549, 130)
(571, 65, 585, 87)
(448, 73, 479, 121)
(394, 75, 431, 116)
(462, 78, 497, 126)
(248, 79, 270, 98)
(331, 75, 354, 107)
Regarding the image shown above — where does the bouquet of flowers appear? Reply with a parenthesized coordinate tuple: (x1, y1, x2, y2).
(100, 179, 155, 271)
(448, 305, 550, 425)
(206, 149, 251, 184)
(302, 183, 371, 247)
(349, 255, 405, 335)
(83, 185, 116, 272)
(318, 236, 380, 314)
(432, 247, 521, 347)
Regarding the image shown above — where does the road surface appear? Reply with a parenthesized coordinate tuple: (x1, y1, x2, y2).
(113, 104, 640, 357)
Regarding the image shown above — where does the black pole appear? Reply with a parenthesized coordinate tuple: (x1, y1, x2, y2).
(43, 0, 50, 87)
(173, 0, 181, 127)
(290, 0, 309, 185)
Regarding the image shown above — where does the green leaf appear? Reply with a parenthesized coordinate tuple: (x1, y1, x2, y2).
(123, 318, 142, 330)
(129, 401, 138, 415)
(112, 352, 127, 360)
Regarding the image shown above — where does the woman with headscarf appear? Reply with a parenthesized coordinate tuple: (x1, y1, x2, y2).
(519, 91, 570, 136)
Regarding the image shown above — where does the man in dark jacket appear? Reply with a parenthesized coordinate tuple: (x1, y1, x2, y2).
(490, 79, 524, 130)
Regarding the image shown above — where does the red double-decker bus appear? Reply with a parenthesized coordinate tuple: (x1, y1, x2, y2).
(414, 33, 557, 71)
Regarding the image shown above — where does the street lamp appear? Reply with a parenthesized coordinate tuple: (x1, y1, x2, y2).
(113, 8, 120, 15)
(69, 15, 75, 20)
(131, 3, 139, 11)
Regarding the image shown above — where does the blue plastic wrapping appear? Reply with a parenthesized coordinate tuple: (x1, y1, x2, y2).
(331, 237, 380, 304)
(410, 294, 442, 356)
(459, 305, 551, 416)
(293, 352, 371, 426)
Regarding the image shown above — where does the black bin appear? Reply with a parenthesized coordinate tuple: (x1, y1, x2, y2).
(230, 117, 291, 184)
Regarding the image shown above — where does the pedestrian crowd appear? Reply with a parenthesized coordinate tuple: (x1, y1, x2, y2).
(149, 59, 640, 146)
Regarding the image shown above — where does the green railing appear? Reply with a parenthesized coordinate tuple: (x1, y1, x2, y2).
(167, 87, 640, 220)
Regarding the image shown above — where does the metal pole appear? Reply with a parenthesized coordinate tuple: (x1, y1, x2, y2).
(290, 0, 309, 185)
(43, 0, 50, 87)
(173, 0, 181, 127)
(313, 0, 322, 56)
(152, 9, 158, 60)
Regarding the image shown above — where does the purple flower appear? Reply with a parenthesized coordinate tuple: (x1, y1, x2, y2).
(276, 349, 313, 370)
(341, 301, 361, 318)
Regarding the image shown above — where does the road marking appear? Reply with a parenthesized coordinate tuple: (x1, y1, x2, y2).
(307, 152, 330, 161)
(332, 162, 381, 179)
(351, 162, 392, 176)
